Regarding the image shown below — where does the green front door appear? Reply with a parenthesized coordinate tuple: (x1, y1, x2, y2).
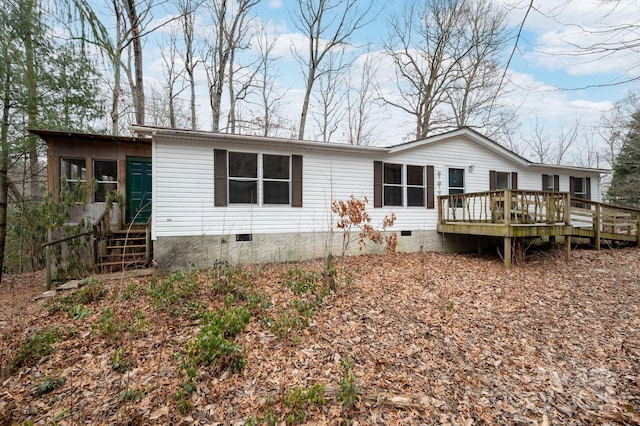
(126, 157, 152, 224)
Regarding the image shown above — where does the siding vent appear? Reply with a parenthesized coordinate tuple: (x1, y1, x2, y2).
(235, 234, 252, 242)
(401, 230, 412, 237)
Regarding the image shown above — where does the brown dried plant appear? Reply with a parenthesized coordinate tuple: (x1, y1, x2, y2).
(331, 196, 397, 257)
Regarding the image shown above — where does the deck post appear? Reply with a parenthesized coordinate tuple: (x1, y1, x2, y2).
(515, 237, 525, 264)
(504, 237, 512, 268)
(637, 212, 640, 246)
(438, 196, 443, 224)
(594, 203, 601, 250)
(563, 193, 571, 262)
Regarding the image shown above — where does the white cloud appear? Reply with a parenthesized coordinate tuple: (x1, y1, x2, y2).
(269, 0, 283, 9)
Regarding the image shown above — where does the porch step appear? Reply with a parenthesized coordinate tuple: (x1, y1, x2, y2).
(96, 226, 151, 273)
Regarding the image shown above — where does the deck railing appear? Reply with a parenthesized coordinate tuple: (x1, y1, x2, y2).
(438, 190, 570, 225)
(43, 207, 112, 288)
(438, 190, 640, 244)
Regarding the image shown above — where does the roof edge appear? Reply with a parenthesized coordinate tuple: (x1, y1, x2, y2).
(131, 125, 390, 154)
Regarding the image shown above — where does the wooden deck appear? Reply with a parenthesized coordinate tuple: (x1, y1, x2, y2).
(437, 190, 640, 267)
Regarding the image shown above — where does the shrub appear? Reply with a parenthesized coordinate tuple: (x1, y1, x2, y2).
(284, 384, 326, 425)
(35, 375, 65, 395)
(10, 327, 59, 372)
(147, 270, 200, 315)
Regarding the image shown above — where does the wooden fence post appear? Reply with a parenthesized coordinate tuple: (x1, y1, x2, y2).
(594, 203, 601, 251)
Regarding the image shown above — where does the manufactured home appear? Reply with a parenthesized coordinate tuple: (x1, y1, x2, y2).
(34, 126, 639, 277)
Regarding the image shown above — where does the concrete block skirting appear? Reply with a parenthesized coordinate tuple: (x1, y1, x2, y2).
(152, 230, 489, 270)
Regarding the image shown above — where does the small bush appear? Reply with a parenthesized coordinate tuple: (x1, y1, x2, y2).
(10, 327, 59, 372)
(284, 384, 326, 425)
(148, 270, 200, 315)
(69, 304, 91, 320)
(338, 358, 361, 409)
(112, 347, 132, 373)
(184, 307, 251, 375)
(73, 278, 107, 304)
(35, 375, 65, 395)
(95, 306, 126, 340)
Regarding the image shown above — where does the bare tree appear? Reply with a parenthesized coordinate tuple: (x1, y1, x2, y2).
(123, 0, 146, 125)
(383, 0, 469, 139)
(523, 116, 581, 165)
(226, 10, 260, 134)
(383, 0, 509, 139)
(250, 24, 286, 137)
(202, 0, 259, 132)
(177, 0, 201, 129)
(160, 27, 187, 128)
(146, 85, 191, 128)
(553, 0, 640, 87)
(444, 0, 508, 130)
(290, 0, 375, 140)
(345, 51, 379, 145)
(596, 92, 640, 169)
(311, 50, 348, 142)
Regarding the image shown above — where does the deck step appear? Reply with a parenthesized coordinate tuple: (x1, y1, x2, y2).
(96, 225, 151, 273)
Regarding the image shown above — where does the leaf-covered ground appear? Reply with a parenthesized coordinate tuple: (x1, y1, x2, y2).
(1, 247, 639, 425)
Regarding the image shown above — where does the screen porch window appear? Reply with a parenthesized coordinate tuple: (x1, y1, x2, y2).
(93, 160, 117, 202)
(61, 158, 87, 197)
(263, 154, 290, 204)
(228, 152, 258, 204)
(407, 165, 425, 207)
(383, 163, 403, 206)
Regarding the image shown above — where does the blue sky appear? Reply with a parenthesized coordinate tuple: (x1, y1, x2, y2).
(89, 0, 639, 165)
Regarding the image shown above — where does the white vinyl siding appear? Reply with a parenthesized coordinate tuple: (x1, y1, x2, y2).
(152, 133, 602, 239)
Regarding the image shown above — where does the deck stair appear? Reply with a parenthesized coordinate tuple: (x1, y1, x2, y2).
(96, 227, 150, 273)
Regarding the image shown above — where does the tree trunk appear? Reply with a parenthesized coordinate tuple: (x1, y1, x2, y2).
(298, 65, 315, 140)
(125, 0, 145, 125)
(0, 53, 10, 283)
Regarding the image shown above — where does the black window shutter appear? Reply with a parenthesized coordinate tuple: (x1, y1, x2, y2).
(511, 172, 518, 190)
(214, 149, 227, 207)
(569, 176, 575, 196)
(426, 165, 434, 209)
(554, 175, 560, 192)
(542, 174, 548, 190)
(586, 177, 591, 200)
(292, 155, 303, 207)
(373, 161, 382, 208)
(489, 170, 497, 191)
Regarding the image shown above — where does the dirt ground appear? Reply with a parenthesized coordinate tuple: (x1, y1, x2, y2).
(1, 248, 639, 425)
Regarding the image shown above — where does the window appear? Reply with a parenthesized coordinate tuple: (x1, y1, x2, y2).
(448, 168, 464, 195)
(542, 174, 559, 192)
(407, 165, 425, 207)
(373, 162, 434, 209)
(383, 163, 402, 206)
(263, 154, 290, 204)
(496, 172, 511, 190)
(61, 158, 86, 196)
(573, 177, 586, 199)
(544, 174, 554, 191)
(216, 151, 301, 206)
(490, 170, 518, 190)
(449, 168, 465, 207)
(228, 152, 258, 204)
(93, 160, 117, 202)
